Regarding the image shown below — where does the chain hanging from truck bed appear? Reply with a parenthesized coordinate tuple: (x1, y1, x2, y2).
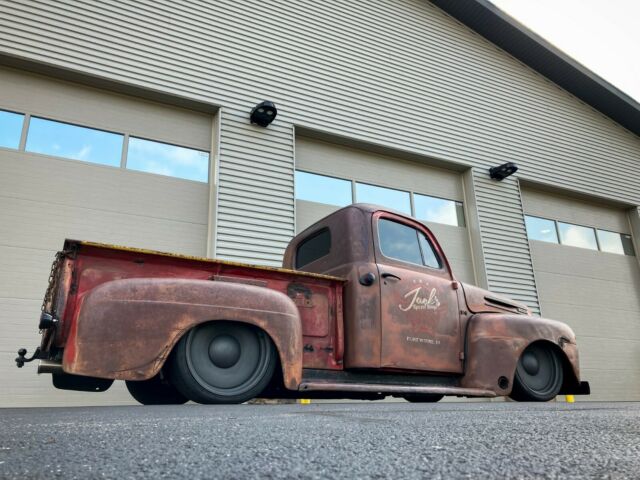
(41, 250, 67, 315)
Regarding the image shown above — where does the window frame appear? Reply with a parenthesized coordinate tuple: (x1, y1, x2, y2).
(556, 221, 599, 251)
(294, 170, 353, 207)
(374, 213, 448, 277)
(0, 108, 26, 151)
(25, 115, 125, 167)
(413, 192, 466, 227)
(0, 105, 211, 183)
(525, 213, 636, 256)
(125, 135, 210, 183)
(524, 214, 560, 244)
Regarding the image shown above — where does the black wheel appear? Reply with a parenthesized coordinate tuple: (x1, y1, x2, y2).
(510, 342, 563, 402)
(125, 372, 188, 405)
(403, 394, 444, 403)
(168, 322, 277, 404)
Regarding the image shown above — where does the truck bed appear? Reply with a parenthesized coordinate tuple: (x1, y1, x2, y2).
(43, 240, 346, 373)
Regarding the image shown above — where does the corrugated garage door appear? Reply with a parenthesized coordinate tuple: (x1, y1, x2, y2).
(0, 67, 213, 407)
(522, 188, 640, 401)
(295, 136, 475, 284)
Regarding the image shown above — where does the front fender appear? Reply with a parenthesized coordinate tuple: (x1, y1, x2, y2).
(62, 278, 303, 389)
(461, 313, 581, 395)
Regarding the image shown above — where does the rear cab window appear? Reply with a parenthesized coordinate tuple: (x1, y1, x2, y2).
(378, 218, 441, 269)
(296, 228, 331, 268)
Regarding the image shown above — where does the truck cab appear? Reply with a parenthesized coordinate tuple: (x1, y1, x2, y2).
(284, 204, 467, 375)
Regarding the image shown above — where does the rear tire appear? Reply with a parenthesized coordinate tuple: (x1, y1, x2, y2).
(125, 372, 188, 405)
(168, 321, 277, 404)
(403, 394, 444, 403)
(509, 342, 563, 402)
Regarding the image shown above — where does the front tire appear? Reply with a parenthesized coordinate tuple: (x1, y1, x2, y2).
(509, 342, 563, 402)
(125, 372, 188, 405)
(168, 322, 277, 404)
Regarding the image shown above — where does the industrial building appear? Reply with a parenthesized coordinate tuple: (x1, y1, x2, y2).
(1, 0, 639, 407)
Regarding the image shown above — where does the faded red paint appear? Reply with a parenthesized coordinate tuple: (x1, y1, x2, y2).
(46, 241, 344, 388)
(32, 204, 588, 399)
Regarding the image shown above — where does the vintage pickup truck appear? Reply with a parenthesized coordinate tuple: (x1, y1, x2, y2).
(17, 204, 589, 404)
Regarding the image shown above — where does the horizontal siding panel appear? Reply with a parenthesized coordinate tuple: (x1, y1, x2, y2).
(472, 170, 540, 312)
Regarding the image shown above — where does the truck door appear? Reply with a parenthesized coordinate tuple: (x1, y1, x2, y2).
(373, 213, 463, 374)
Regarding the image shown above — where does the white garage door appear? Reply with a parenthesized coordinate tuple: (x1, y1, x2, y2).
(0, 67, 213, 407)
(295, 136, 474, 284)
(522, 188, 640, 400)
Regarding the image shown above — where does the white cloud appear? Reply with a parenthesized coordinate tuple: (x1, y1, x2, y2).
(490, 0, 640, 102)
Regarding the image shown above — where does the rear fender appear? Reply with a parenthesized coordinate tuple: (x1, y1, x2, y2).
(62, 278, 303, 389)
(461, 313, 581, 395)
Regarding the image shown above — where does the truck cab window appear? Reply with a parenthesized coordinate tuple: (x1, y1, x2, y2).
(296, 228, 331, 268)
(418, 230, 441, 269)
(379, 218, 441, 268)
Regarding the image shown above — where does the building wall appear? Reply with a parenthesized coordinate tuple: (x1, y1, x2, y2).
(0, 0, 639, 404)
(2, 0, 638, 308)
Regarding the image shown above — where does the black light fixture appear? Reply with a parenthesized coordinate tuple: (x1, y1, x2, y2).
(489, 162, 518, 181)
(250, 100, 278, 127)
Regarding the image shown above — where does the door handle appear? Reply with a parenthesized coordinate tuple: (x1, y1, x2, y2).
(381, 272, 401, 281)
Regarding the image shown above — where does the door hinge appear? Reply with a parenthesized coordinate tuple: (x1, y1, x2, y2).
(459, 351, 465, 360)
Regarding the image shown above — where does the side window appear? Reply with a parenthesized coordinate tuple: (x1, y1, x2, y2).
(296, 228, 331, 268)
(378, 219, 441, 268)
(378, 219, 423, 265)
(418, 231, 441, 269)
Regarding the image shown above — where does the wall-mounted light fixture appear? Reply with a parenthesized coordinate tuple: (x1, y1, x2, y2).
(489, 162, 518, 181)
(250, 101, 278, 127)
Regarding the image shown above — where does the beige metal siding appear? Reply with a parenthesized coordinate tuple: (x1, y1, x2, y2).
(0, 71, 212, 407)
(295, 137, 475, 284)
(473, 172, 540, 312)
(522, 189, 640, 400)
(216, 113, 295, 266)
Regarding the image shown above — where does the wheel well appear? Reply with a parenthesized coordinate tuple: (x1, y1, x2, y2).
(520, 339, 579, 394)
(165, 319, 284, 384)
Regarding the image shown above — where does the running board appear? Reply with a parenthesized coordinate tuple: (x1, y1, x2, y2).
(298, 381, 497, 398)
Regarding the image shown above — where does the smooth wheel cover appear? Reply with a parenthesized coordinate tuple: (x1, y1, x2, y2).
(511, 343, 563, 402)
(170, 322, 276, 404)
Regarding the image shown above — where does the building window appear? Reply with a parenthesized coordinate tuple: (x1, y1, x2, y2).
(526, 215, 635, 256)
(294, 171, 352, 206)
(524, 216, 559, 243)
(414, 193, 465, 227)
(355, 182, 411, 215)
(1, 104, 211, 182)
(296, 228, 331, 268)
(557, 222, 598, 250)
(598, 230, 636, 256)
(126, 137, 209, 183)
(25, 117, 123, 167)
(294, 170, 463, 226)
(0, 109, 25, 149)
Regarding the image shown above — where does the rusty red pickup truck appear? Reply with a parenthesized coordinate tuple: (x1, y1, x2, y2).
(17, 204, 589, 404)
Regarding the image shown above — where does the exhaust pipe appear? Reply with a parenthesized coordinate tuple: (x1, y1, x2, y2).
(37, 360, 63, 375)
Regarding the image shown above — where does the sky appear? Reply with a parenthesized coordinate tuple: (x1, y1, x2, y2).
(490, 0, 640, 102)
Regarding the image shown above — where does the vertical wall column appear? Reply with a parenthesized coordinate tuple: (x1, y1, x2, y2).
(629, 207, 640, 268)
(468, 168, 541, 314)
(213, 109, 296, 266)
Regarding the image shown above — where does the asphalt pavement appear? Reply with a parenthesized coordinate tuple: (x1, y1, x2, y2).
(0, 401, 639, 479)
